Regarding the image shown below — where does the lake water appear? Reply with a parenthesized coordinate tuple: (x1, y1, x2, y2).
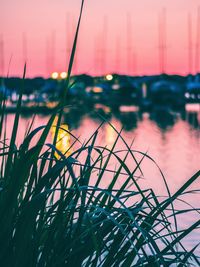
(4, 103, 200, 256)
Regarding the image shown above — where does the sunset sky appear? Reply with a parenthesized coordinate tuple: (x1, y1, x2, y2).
(1, 0, 200, 77)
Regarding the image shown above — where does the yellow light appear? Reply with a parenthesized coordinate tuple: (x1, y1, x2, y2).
(46, 102, 58, 109)
(60, 72, 67, 79)
(105, 124, 117, 148)
(95, 103, 111, 113)
(51, 72, 59, 79)
(51, 117, 71, 159)
(106, 74, 113, 81)
(93, 87, 103, 93)
(104, 106, 111, 113)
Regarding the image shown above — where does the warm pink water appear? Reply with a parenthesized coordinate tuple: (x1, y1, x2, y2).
(3, 104, 200, 254)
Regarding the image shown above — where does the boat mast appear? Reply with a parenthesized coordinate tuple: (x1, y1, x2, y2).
(195, 6, 200, 74)
(132, 52, 137, 76)
(46, 31, 56, 76)
(51, 30, 56, 73)
(101, 15, 108, 75)
(188, 13, 193, 75)
(115, 35, 121, 74)
(0, 34, 4, 77)
(93, 35, 98, 75)
(94, 16, 108, 76)
(126, 13, 132, 75)
(158, 8, 167, 74)
(45, 36, 50, 77)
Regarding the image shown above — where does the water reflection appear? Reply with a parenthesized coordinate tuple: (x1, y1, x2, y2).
(114, 110, 138, 131)
(4, 105, 199, 192)
(51, 117, 71, 158)
(184, 104, 200, 130)
(149, 110, 176, 130)
(3, 104, 200, 254)
(105, 123, 117, 148)
(60, 104, 200, 134)
(63, 106, 89, 129)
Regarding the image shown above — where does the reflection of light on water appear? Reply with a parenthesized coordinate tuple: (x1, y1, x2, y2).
(4, 109, 200, 254)
(105, 124, 117, 148)
(94, 103, 111, 114)
(185, 103, 200, 112)
(51, 117, 71, 158)
(185, 103, 200, 124)
(119, 106, 139, 112)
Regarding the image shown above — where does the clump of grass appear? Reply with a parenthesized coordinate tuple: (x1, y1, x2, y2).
(0, 0, 200, 266)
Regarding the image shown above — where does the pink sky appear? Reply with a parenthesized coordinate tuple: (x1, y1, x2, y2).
(1, 0, 200, 77)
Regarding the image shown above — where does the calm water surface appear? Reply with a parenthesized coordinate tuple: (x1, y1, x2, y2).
(4, 103, 200, 254)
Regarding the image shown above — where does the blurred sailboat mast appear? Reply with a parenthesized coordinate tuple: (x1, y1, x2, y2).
(0, 34, 5, 77)
(126, 13, 132, 75)
(101, 15, 108, 75)
(46, 36, 50, 77)
(195, 6, 200, 74)
(94, 35, 100, 75)
(188, 13, 193, 74)
(95, 16, 109, 76)
(115, 36, 121, 74)
(51, 30, 56, 73)
(45, 31, 56, 77)
(158, 8, 167, 74)
(132, 52, 137, 76)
